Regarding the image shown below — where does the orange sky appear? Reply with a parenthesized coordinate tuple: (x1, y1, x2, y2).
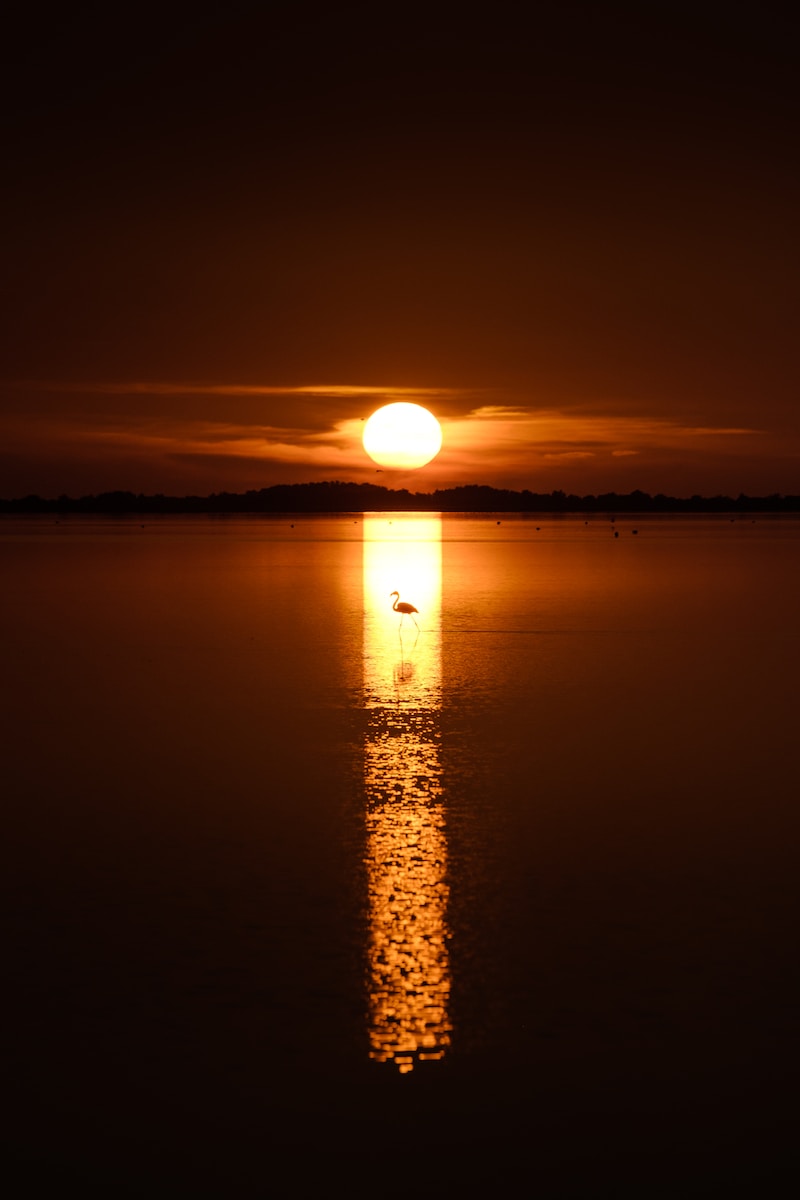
(2, 6, 798, 499)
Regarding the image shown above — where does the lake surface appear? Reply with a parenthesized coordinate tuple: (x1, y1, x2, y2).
(2, 513, 799, 1193)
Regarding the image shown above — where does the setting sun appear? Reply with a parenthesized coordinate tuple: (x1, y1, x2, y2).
(362, 402, 443, 469)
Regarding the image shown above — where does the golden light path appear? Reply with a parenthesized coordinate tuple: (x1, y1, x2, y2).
(362, 516, 451, 1072)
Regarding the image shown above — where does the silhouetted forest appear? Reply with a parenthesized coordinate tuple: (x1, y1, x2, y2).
(2, 482, 799, 514)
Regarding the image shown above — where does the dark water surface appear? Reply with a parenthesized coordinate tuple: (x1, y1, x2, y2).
(2, 514, 798, 1194)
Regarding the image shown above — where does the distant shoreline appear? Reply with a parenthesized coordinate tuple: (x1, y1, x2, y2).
(2, 481, 799, 515)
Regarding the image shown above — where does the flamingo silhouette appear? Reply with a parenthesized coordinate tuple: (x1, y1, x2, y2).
(390, 591, 419, 630)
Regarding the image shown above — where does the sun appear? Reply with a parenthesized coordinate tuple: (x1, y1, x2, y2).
(362, 402, 443, 469)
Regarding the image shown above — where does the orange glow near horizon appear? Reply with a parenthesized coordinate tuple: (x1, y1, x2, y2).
(0, 380, 790, 500)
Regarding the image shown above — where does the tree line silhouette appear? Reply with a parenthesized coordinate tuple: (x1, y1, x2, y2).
(2, 482, 798, 514)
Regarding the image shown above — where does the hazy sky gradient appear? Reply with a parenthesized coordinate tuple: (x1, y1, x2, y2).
(2, 3, 797, 497)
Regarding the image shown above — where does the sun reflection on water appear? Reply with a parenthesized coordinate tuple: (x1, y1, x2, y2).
(362, 516, 451, 1072)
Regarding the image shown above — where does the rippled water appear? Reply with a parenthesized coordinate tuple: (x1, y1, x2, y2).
(2, 514, 799, 1191)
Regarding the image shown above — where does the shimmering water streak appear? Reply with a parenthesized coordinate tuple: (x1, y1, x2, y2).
(362, 517, 451, 1071)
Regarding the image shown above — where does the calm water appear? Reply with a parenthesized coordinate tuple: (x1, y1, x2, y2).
(2, 514, 799, 1193)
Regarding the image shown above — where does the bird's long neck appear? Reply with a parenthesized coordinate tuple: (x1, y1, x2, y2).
(392, 595, 399, 611)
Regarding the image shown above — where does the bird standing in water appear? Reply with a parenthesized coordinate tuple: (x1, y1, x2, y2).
(390, 591, 419, 631)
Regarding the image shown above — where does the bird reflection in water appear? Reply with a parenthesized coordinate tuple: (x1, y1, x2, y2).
(394, 625, 420, 685)
(394, 656, 414, 686)
(362, 517, 452, 1073)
